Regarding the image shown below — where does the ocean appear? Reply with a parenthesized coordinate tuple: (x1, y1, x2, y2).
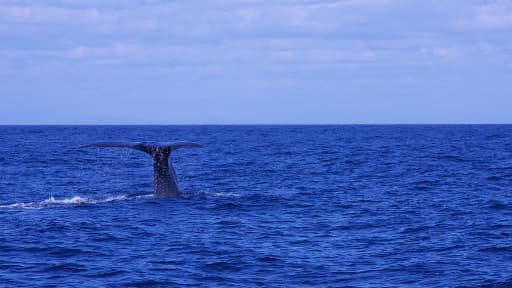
(0, 125, 511, 287)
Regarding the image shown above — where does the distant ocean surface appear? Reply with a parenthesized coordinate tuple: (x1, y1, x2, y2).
(1, 125, 511, 287)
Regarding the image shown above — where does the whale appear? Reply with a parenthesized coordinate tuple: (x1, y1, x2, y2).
(82, 142, 201, 197)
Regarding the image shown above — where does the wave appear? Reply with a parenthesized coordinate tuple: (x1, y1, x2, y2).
(0, 190, 240, 210)
(182, 191, 241, 198)
(0, 194, 152, 210)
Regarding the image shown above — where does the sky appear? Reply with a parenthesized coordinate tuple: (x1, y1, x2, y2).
(0, 0, 511, 124)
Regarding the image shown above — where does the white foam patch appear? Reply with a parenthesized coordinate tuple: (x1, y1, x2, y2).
(209, 192, 240, 198)
(0, 191, 239, 210)
(183, 191, 241, 198)
(0, 194, 153, 210)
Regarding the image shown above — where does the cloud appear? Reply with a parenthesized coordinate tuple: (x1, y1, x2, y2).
(420, 47, 462, 61)
(0, 38, 380, 68)
(220, 0, 397, 33)
(0, 5, 101, 23)
(0, 1, 508, 71)
(457, 2, 512, 29)
(0, 0, 393, 37)
(474, 4, 512, 29)
(0, 43, 210, 63)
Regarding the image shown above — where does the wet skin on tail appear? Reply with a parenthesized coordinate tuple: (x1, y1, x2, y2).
(82, 142, 201, 197)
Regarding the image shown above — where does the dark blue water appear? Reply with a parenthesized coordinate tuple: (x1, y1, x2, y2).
(1, 125, 511, 287)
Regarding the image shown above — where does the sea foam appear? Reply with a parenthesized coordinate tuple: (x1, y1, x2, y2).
(0, 194, 152, 209)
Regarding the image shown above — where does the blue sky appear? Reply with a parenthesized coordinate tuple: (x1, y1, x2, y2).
(1, 0, 511, 124)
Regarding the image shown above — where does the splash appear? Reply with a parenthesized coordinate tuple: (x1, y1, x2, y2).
(0, 194, 153, 210)
(0, 190, 239, 210)
(0, 191, 241, 209)
(181, 190, 241, 198)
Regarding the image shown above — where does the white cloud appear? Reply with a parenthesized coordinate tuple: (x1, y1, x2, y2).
(0, 5, 102, 23)
(221, 0, 395, 32)
(428, 47, 462, 60)
(0, 1, 507, 71)
(0, 0, 392, 36)
(52, 44, 212, 62)
(474, 4, 512, 29)
(270, 48, 377, 62)
(0, 37, 381, 69)
(458, 2, 512, 29)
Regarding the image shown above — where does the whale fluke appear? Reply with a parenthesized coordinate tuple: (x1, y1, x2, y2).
(82, 142, 201, 197)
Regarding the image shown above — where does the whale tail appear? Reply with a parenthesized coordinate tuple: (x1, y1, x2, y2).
(82, 142, 201, 197)
(81, 142, 201, 155)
